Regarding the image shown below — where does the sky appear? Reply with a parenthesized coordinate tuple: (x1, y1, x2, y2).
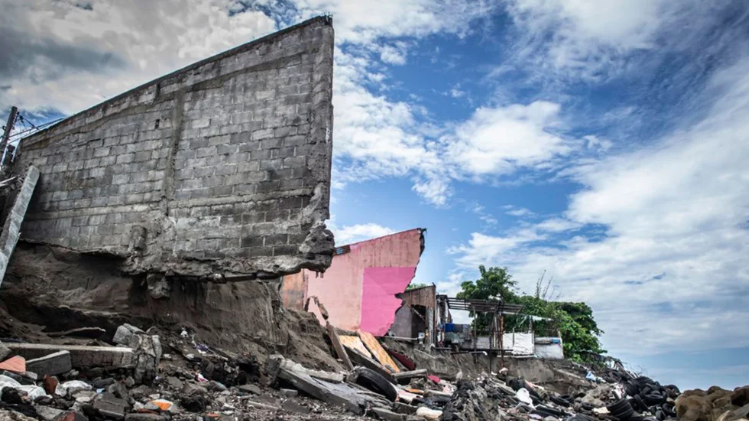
(1, 0, 748, 390)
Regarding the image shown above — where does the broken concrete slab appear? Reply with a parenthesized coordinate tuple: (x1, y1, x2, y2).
(25, 351, 72, 376)
(113, 324, 144, 346)
(6, 343, 133, 368)
(267, 355, 378, 415)
(0, 165, 39, 288)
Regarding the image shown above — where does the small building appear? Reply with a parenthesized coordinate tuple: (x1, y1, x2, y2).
(387, 284, 437, 345)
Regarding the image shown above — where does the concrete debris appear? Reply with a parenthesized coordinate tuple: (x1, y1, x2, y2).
(25, 351, 72, 377)
(113, 324, 145, 346)
(6, 343, 134, 368)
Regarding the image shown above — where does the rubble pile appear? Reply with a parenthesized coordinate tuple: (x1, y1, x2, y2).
(0, 320, 747, 421)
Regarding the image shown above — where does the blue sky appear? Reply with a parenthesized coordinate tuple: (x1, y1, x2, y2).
(1, 0, 748, 390)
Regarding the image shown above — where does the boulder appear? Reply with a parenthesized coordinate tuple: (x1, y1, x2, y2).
(677, 395, 711, 421)
(733, 387, 749, 407)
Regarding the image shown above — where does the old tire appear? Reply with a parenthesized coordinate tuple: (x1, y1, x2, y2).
(552, 395, 572, 407)
(608, 399, 635, 421)
(353, 368, 397, 401)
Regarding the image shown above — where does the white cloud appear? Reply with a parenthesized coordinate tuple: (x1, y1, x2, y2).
(505, 0, 673, 78)
(447, 57, 749, 355)
(442, 101, 574, 182)
(331, 223, 395, 245)
(0, 0, 277, 114)
(290, 0, 499, 45)
(504, 205, 537, 218)
(379, 43, 408, 65)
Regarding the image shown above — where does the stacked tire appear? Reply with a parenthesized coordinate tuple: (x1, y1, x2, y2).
(607, 399, 635, 421)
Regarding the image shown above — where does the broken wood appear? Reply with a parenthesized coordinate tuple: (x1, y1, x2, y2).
(343, 346, 395, 383)
(339, 335, 373, 358)
(326, 322, 354, 371)
(358, 330, 400, 373)
(392, 369, 427, 381)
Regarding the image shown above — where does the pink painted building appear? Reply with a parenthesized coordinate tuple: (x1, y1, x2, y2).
(280, 228, 425, 336)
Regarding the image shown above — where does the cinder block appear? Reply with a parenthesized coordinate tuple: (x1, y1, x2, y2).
(25, 350, 72, 376)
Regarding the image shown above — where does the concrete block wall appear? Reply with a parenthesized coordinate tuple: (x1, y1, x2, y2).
(10, 17, 335, 278)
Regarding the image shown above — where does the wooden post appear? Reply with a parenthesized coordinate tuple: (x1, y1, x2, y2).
(326, 322, 353, 370)
(1, 106, 18, 166)
(499, 314, 505, 368)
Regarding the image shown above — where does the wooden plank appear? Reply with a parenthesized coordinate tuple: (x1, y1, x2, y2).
(344, 346, 395, 383)
(358, 330, 400, 373)
(392, 369, 427, 381)
(327, 322, 353, 371)
(340, 335, 372, 358)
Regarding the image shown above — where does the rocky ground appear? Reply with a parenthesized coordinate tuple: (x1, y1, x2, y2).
(0, 315, 746, 421)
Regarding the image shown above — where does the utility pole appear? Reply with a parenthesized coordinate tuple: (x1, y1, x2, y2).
(1, 106, 18, 166)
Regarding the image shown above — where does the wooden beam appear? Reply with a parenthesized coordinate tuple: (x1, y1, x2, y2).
(327, 322, 353, 371)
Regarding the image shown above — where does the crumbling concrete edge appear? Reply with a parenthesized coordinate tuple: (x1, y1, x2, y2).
(0, 165, 39, 287)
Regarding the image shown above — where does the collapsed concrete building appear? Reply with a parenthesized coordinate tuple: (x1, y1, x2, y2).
(280, 228, 425, 335)
(4, 16, 335, 283)
(0, 17, 338, 357)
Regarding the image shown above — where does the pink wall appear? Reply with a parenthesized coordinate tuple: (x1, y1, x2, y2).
(282, 229, 424, 335)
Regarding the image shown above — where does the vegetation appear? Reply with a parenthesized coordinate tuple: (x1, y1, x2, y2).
(456, 265, 605, 362)
(406, 283, 430, 290)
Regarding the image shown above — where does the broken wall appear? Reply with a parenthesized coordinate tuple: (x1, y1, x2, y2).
(280, 228, 425, 335)
(10, 17, 335, 279)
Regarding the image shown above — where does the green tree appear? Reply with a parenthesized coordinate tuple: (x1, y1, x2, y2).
(456, 266, 518, 331)
(406, 283, 429, 290)
(456, 266, 605, 362)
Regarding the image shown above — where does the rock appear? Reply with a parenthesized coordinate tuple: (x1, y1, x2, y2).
(371, 407, 407, 421)
(146, 274, 171, 299)
(129, 385, 152, 400)
(2, 387, 26, 404)
(52, 411, 89, 421)
(34, 405, 64, 421)
(24, 351, 70, 378)
(238, 384, 262, 395)
(733, 387, 749, 407)
(393, 402, 418, 414)
(280, 388, 298, 397)
(165, 376, 183, 390)
(93, 393, 128, 420)
(727, 404, 749, 421)
(0, 341, 10, 361)
(107, 382, 129, 401)
(128, 333, 161, 384)
(124, 415, 168, 421)
(72, 390, 97, 404)
(0, 409, 37, 421)
(113, 324, 144, 346)
(282, 399, 311, 414)
(181, 382, 208, 396)
(677, 395, 711, 421)
(180, 394, 208, 412)
(42, 376, 59, 395)
(91, 378, 115, 389)
(207, 380, 227, 391)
